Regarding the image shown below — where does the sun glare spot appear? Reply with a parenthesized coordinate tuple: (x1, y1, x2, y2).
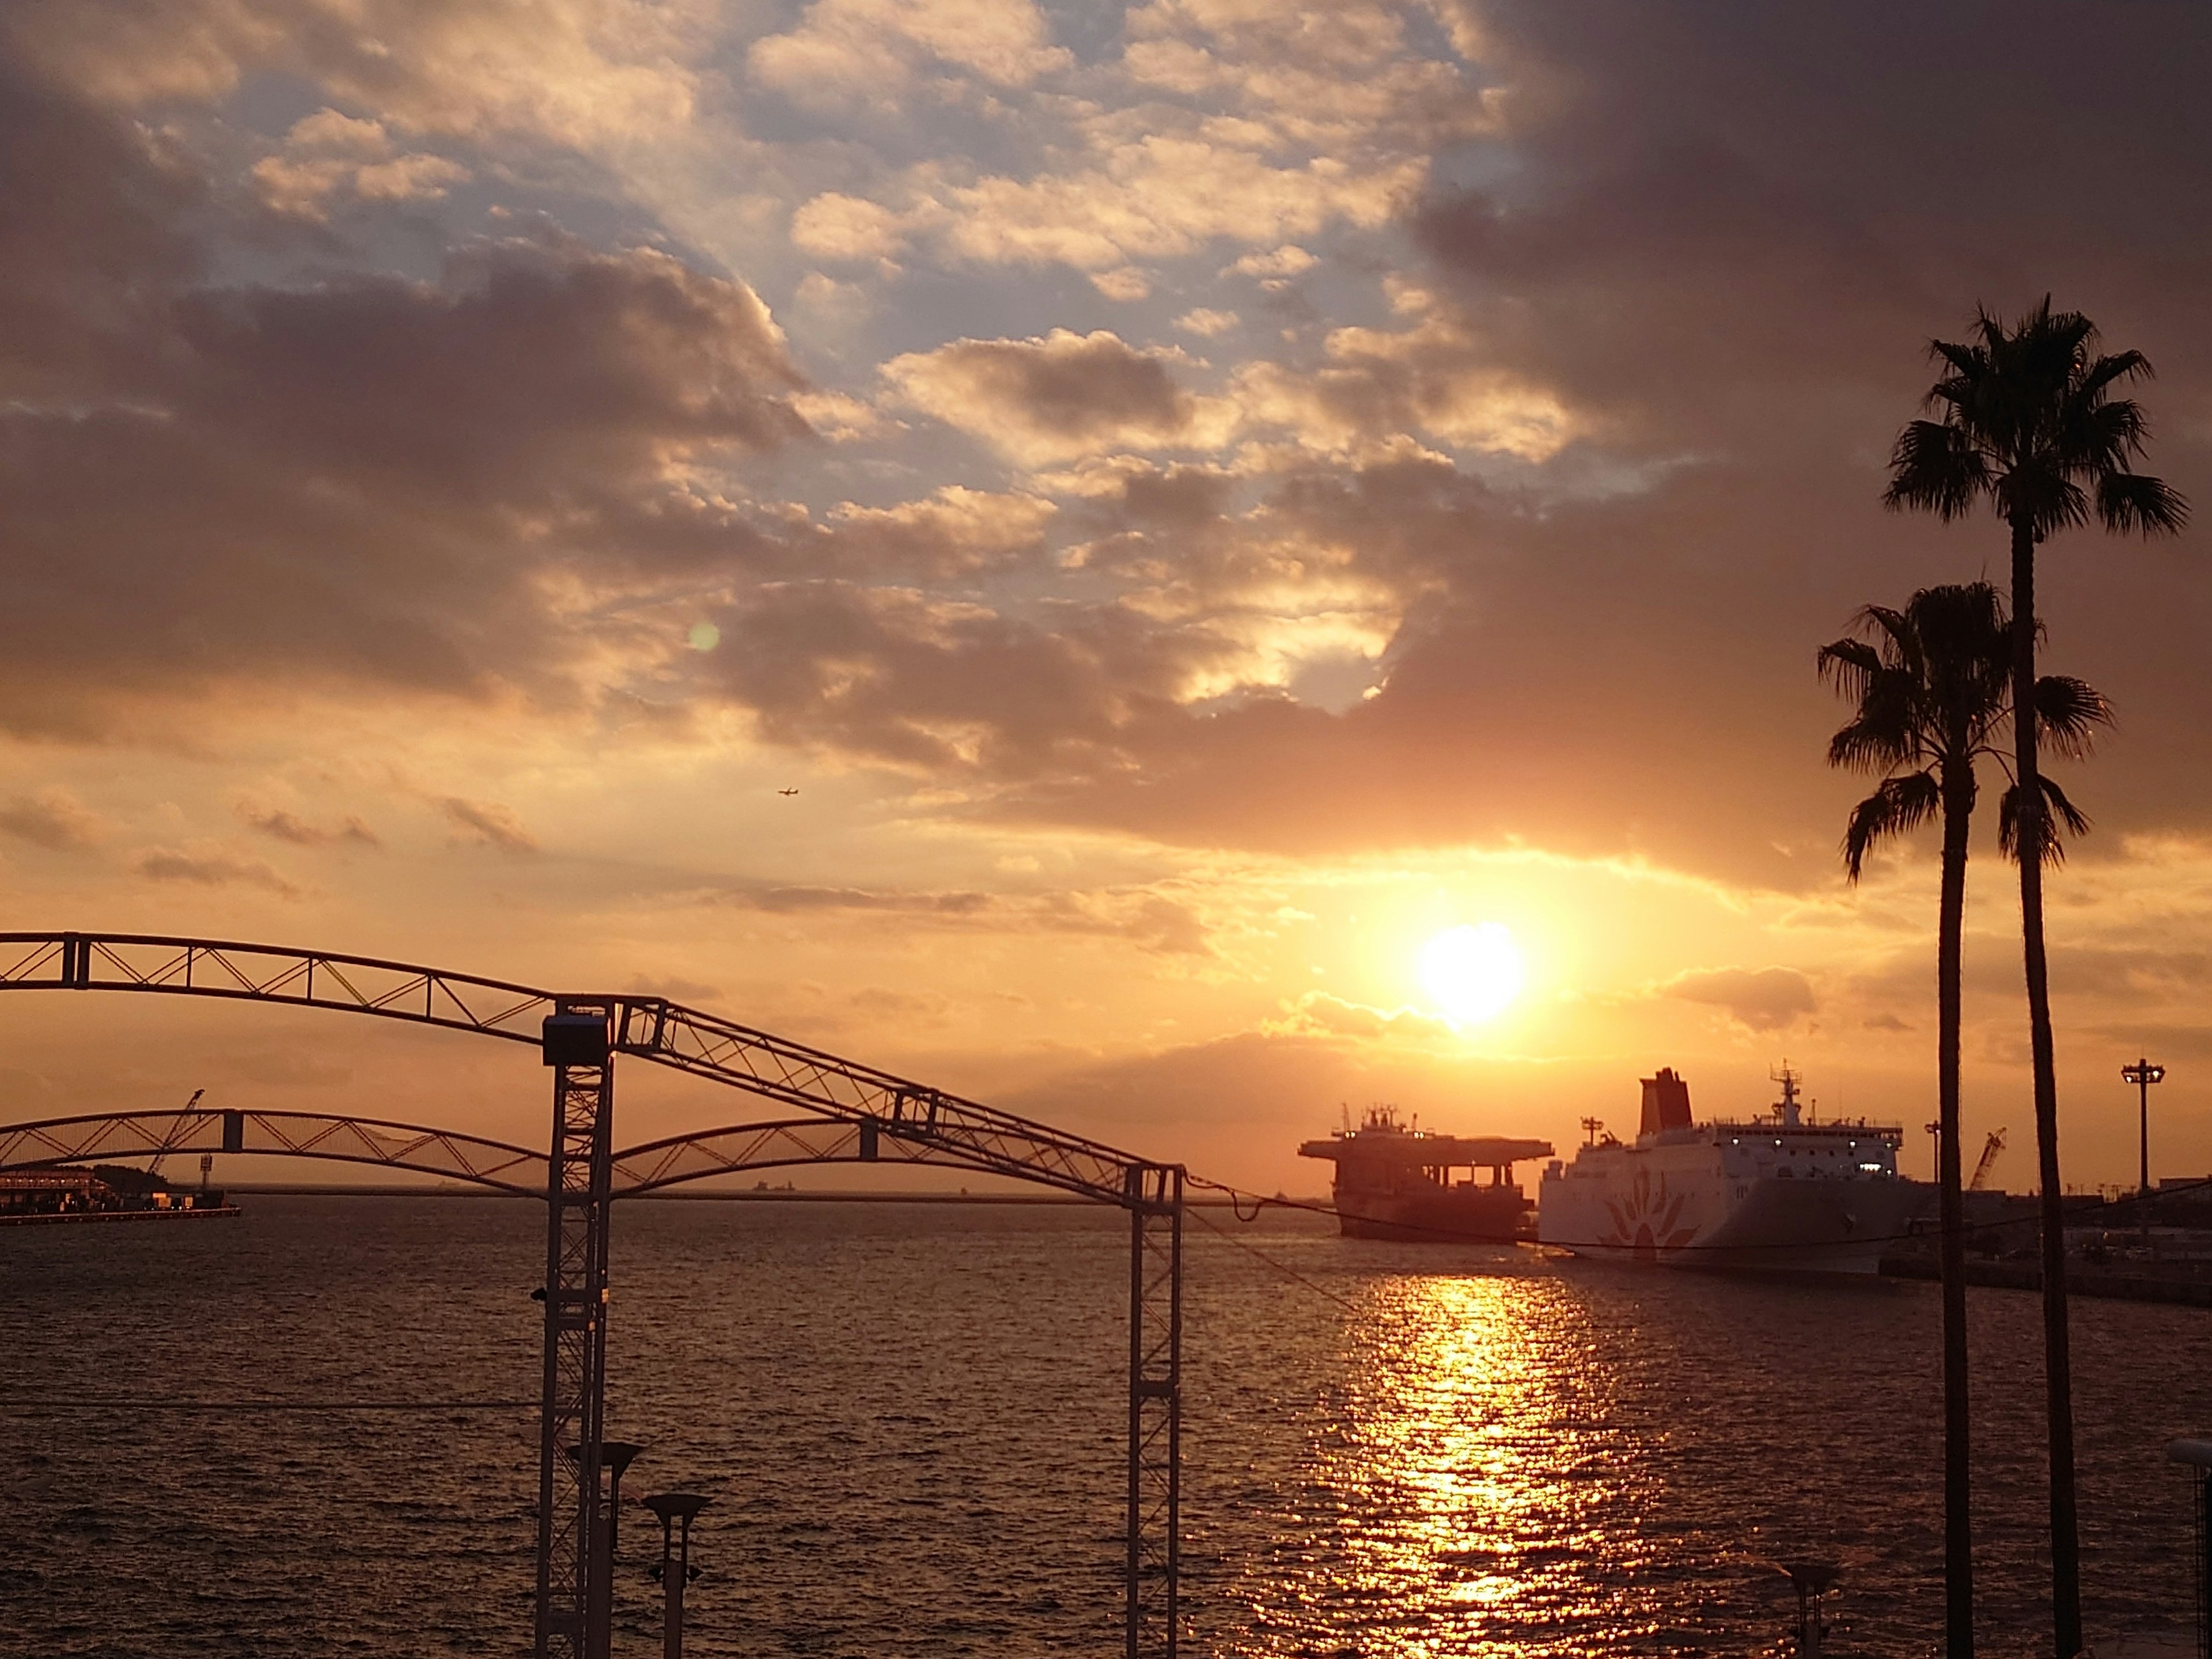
(1419, 923, 1524, 1025)
(688, 621, 721, 652)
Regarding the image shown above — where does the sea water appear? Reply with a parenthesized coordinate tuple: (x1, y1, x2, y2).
(2, 1197, 2206, 1656)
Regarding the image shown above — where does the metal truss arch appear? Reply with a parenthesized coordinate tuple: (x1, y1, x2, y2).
(0, 929, 1183, 1659)
(611, 1117, 997, 1197)
(0, 1108, 549, 1195)
(0, 932, 1154, 1207)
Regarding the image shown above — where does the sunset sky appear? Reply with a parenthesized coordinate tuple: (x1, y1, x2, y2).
(5, 0, 2211, 1194)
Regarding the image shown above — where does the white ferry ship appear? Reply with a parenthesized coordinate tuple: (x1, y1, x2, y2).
(1537, 1066, 1917, 1274)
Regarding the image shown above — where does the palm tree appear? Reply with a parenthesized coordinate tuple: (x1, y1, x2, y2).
(1820, 585, 2111, 1659)
(1885, 300, 2186, 1657)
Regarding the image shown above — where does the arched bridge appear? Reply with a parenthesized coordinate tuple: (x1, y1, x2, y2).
(0, 931, 1184, 1659)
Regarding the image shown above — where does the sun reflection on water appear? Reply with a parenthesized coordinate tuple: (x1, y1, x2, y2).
(1228, 1268, 1675, 1657)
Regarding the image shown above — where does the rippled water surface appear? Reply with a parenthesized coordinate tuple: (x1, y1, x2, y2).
(4, 1197, 2208, 1656)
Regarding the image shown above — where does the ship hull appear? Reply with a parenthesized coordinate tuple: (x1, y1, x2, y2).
(1333, 1187, 1531, 1244)
(1540, 1156, 1922, 1275)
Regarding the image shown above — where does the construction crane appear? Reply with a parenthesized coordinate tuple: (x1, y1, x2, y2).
(145, 1088, 204, 1180)
(1968, 1128, 2006, 1192)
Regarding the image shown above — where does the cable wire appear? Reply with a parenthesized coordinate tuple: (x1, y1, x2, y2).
(1187, 1203, 1362, 1312)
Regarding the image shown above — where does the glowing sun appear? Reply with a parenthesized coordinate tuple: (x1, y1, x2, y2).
(1418, 923, 1525, 1025)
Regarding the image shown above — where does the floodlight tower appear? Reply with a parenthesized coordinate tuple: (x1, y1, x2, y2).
(2122, 1056, 2166, 1206)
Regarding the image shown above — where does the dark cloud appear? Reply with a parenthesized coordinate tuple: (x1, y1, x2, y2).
(0, 57, 201, 402)
(961, 3, 2212, 876)
(238, 804, 381, 848)
(884, 330, 1218, 462)
(135, 846, 298, 896)
(442, 797, 539, 853)
(0, 787, 105, 851)
(705, 578, 1217, 777)
(0, 49, 808, 738)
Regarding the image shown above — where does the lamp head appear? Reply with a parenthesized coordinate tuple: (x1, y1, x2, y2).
(642, 1492, 712, 1527)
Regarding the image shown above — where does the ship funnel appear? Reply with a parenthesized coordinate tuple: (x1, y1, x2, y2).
(1639, 1067, 1692, 1135)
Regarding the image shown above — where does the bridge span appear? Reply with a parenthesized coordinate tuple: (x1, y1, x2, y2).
(0, 930, 1184, 1659)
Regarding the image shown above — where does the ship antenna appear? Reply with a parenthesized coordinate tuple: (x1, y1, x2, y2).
(1771, 1060, 1802, 1128)
(1580, 1115, 1604, 1148)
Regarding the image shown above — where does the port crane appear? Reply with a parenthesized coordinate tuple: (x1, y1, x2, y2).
(1968, 1128, 2006, 1192)
(143, 1087, 203, 1180)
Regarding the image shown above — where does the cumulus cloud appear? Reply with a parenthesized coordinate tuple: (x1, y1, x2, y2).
(936, 139, 1419, 274)
(808, 487, 1056, 578)
(252, 109, 469, 219)
(1661, 967, 1817, 1033)
(749, 0, 1071, 106)
(1174, 308, 1238, 338)
(1222, 245, 1317, 282)
(12, 0, 704, 145)
(882, 330, 1234, 464)
(0, 787, 106, 851)
(1234, 298, 1580, 461)
(790, 193, 909, 263)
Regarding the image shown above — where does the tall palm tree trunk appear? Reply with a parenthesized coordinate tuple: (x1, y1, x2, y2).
(1937, 760, 1974, 1657)
(2012, 514, 2081, 1657)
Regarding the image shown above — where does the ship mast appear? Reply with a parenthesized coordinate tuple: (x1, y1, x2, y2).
(1771, 1062, 1803, 1129)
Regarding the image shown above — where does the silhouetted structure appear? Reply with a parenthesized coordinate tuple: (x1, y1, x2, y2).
(0, 930, 1186, 1659)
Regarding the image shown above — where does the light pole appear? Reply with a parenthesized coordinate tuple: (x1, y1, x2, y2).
(2122, 1058, 2167, 1198)
(2122, 1058, 2166, 1243)
(599, 1442, 646, 1560)
(567, 1440, 647, 1659)
(642, 1493, 711, 1659)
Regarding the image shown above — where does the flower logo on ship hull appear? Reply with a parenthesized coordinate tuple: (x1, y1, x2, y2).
(1601, 1166, 1699, 1261)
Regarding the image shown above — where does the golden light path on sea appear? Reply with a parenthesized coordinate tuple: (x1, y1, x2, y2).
(1233, 1268, 1671, 1657)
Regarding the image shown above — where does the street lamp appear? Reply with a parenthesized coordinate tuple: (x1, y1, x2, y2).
(599, 1442, 646, 1559)
(642, 1493, 711, 1659)
(566, 1439, 647, 1657)
(2122, 1058, 2167, 1199)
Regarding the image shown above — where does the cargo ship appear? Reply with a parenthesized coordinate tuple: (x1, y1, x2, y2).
(1299, 1107, 1555, 1242)
(1537, 1065, 1916, 1273)
(0, 1161, 238, 1226)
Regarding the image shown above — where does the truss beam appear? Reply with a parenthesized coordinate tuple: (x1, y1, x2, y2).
(0, 1108, 548, 1194)
(536, 1004, 616, 1659)
(0, 930, 1185, 1659)
(0, 933, 1145, 1205)
(1126, 1164, 1183, 1659)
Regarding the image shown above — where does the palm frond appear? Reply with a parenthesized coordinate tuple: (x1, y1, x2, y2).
(1885, 421, 1987, 519)
(1843, 772, 1941, 882)
(2098, 469, 2190, 536)
(1829, 713, 1914, 772)
(2002, 468, 2090, 540)
(1815, 637, 1884, 701)
(1999, 774, 2094, 868)
(2077, 349, 2153, 401)
(2074, 397, 2150, 470)
(2032, 675, 2115, 760)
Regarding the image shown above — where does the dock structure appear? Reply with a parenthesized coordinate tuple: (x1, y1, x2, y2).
(0, 930, 1187, 1659)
